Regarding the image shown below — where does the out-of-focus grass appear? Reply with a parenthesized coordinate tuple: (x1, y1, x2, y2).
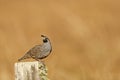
(0, 0, 120, 80)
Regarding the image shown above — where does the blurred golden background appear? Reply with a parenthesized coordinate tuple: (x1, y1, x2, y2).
(0, 0, 120, 80)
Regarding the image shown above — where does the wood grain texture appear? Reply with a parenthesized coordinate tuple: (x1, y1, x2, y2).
(15, 61, 49, 80)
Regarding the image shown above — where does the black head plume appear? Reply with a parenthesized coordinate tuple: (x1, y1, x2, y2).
(41, 35, 46, 37)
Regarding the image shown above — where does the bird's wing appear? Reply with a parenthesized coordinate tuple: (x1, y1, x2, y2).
(26, 45, 43, 57)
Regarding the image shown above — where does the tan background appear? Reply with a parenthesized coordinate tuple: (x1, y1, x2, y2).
(0, 0, 120, 80)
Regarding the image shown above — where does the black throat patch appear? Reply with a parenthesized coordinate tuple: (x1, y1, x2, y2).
(43, 38, 48, 43)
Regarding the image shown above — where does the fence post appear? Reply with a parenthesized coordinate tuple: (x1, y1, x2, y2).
(15, 61, 49, 80)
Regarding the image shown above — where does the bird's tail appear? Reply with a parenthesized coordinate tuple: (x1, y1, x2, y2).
(18, 54, 31, 61)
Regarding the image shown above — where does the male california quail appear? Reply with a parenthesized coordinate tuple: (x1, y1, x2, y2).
(18, 35, 52, 61)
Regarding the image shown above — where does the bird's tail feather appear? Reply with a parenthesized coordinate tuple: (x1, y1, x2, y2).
(18, 54, 31, 61)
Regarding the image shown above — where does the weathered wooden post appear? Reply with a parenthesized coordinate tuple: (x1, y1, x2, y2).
(15, 61, 49, 80)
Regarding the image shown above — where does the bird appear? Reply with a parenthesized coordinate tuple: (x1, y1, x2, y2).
(18, 35, 52, 61)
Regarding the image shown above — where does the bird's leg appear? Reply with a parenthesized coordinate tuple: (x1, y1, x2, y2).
(30, 55, 39, 61)
(31, 56, 45, 65)
(34, 58, 40, 61)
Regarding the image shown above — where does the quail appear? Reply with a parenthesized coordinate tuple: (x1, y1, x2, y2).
(18, 35, 52, 61)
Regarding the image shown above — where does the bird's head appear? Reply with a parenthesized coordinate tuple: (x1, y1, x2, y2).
(41, 35, 49, 43)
